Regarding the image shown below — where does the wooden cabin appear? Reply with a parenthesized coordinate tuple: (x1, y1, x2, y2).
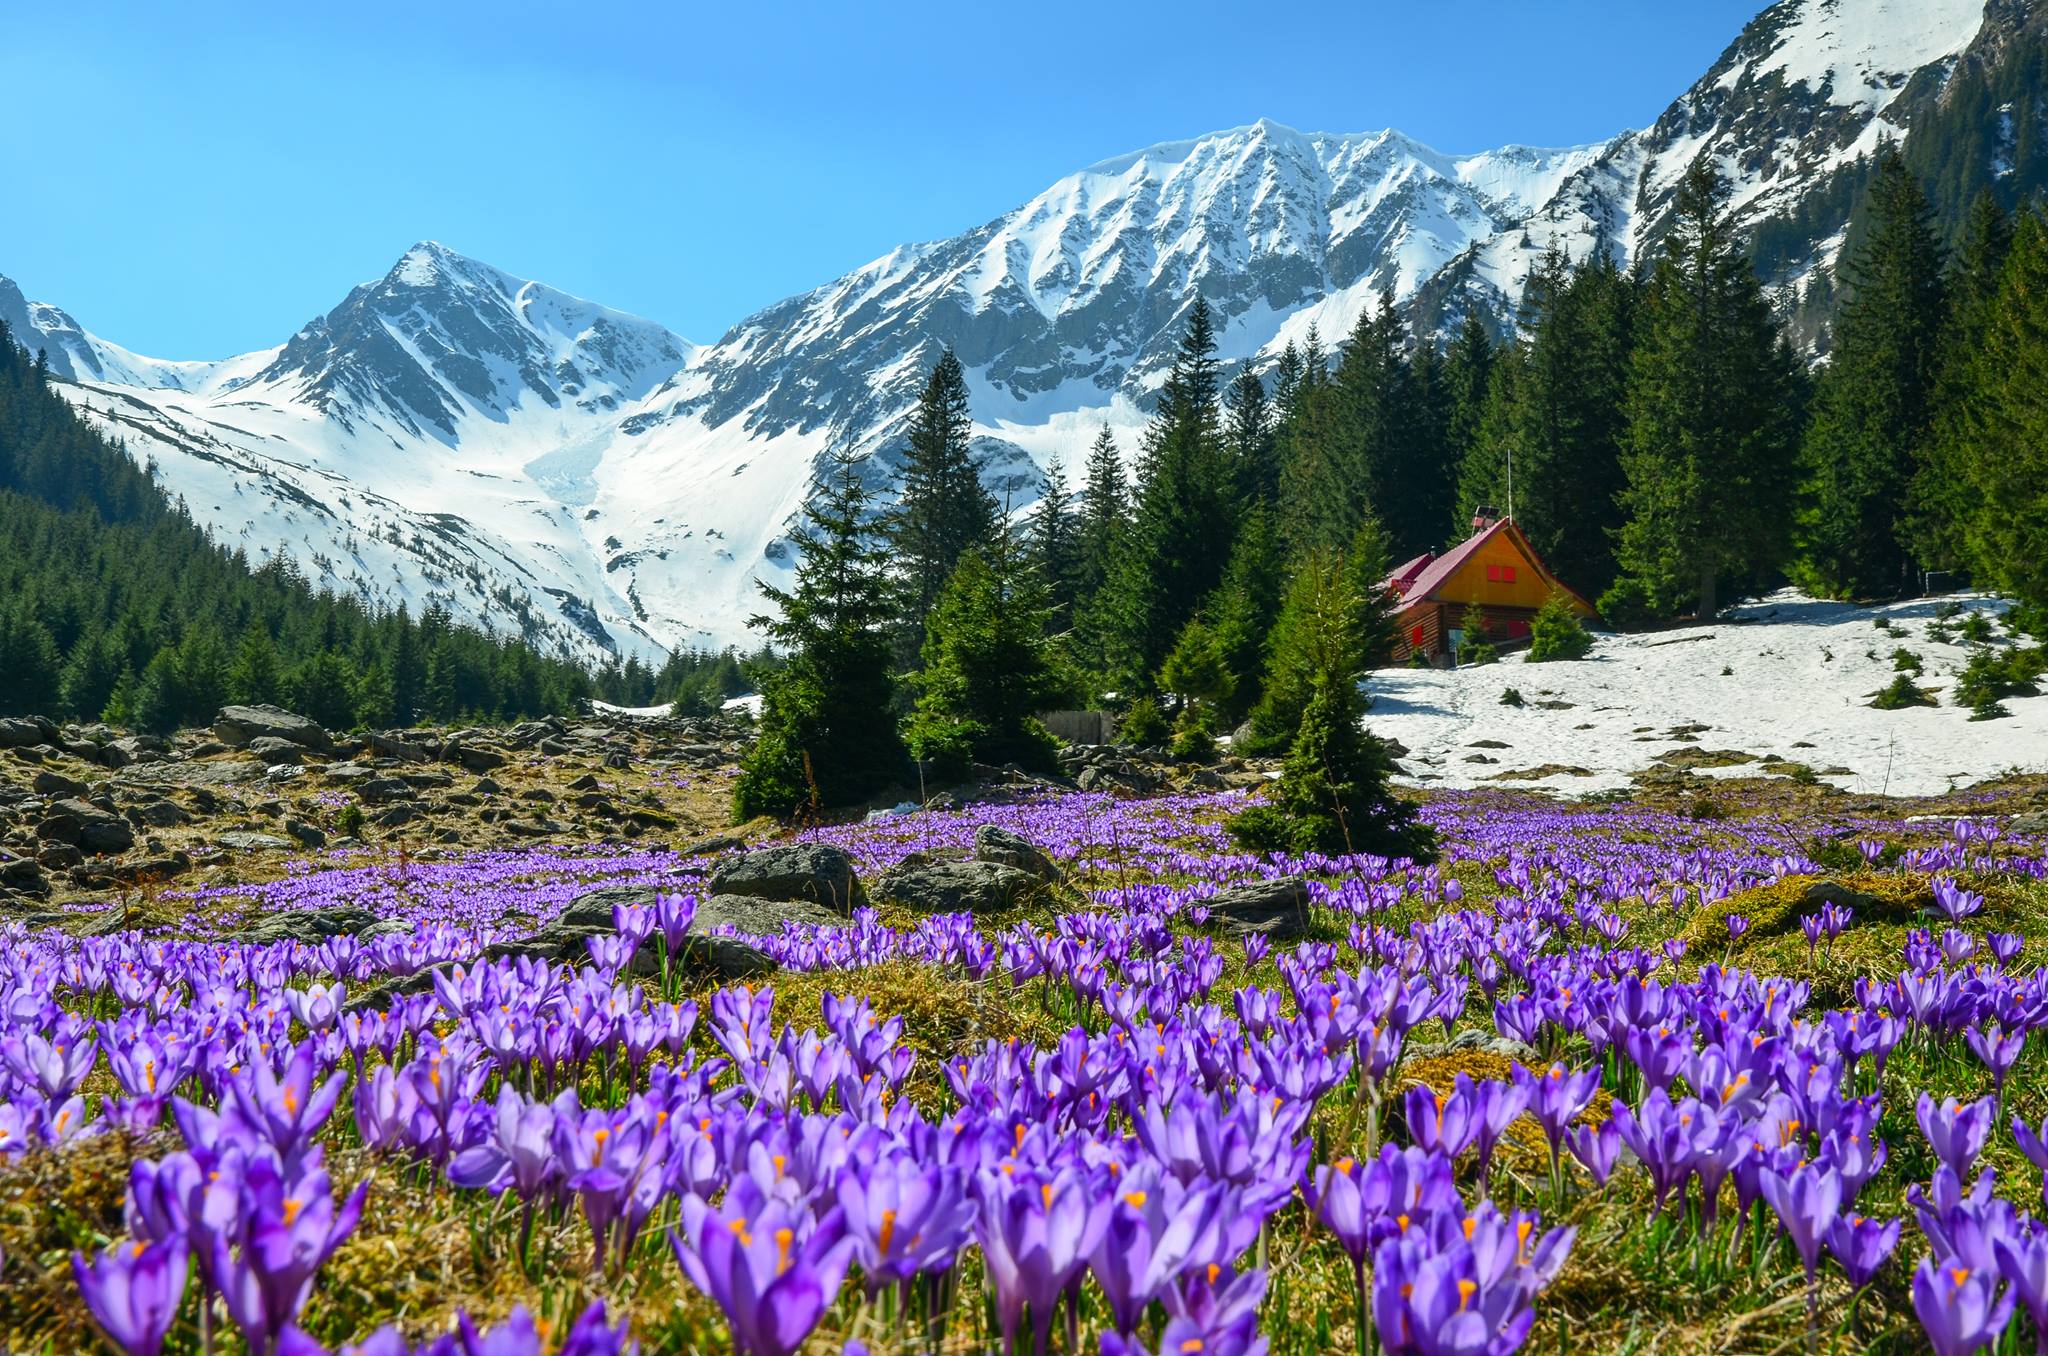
(1381, 510, 1598, 664)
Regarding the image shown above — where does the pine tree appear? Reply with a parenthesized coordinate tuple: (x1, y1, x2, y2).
(1098, 298, 1239, 690)
(1951, 207, 2048, 609)
(1075, 425, 1127, 605)
(59, 628, 123, 721)
(1342, 514, 1401, 669)
(1610, 162, 1802, 619)
(1796, 150, 1948, 598)
(1026, 452, 1079, 635)
(736, 449, 909, 820)
(904, 523, 1075, 778)
(288, 650, 361, 731)
(889, 348, 995, 644)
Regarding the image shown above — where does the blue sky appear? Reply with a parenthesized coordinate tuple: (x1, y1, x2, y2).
(3, 1, 1765, 359)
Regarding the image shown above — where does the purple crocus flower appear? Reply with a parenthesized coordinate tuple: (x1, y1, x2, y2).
(1993, 1230, 2048, 1356)
(1566, 1117, 1621, 1187)
(1988, 932, 2025, 968)
(836, 1150, 975, 1291)
(1932, 878, 1986, 922)
(1758, 1161, 1840, 1286)
(1403, 1078, 1479, 1161)
(204, 1155, 368, 1356)
(72, 1237, 190, 1356)
(671, 1177, 853, 1356)
(1725, 914, 1751, 943)
(1516, 1062, 1599, 1170)
(974, 1166, 1109, 1356)
(1918, 1093, 1995, 1180)
(1912, 1256, 2014, 1356)
(1964, 1024, 2024, 1101)
(1087, 1165, 1229, 1335)
(1826, 1213, 1900, 1289)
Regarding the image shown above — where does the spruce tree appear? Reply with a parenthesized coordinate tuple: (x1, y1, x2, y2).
(1497, 252, 1637, 597)
(1279, 295, 1416, 558)
(1611, 162, 1802, 619)
(1225, 367, 1278, 502)
(1909, 190, 2012, 573)
(904, 523, 1075, 777)
(1795, 150, 1948, 598)
(1442, 312, 1497, 539)
(889, 348, 995, 643)
(736, 449, 909, 820)
(0, 604, 61, 717)
(1075, 425, 1127, 606)
(1226, 548, 1433, 861)
(1098, 298, 1239, 690)
(1206, 503, 1288, 726)
(1026, 452, 1079, 634)
(1952, 207, 2048, 610)
(228, 628, 283, 706)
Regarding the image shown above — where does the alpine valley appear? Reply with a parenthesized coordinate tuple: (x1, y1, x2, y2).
(4, 0, 2042, 664)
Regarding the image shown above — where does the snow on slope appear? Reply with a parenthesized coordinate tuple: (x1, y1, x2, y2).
(1366, 591, 2044, 798)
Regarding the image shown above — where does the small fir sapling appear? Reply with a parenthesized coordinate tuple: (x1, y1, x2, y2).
(1526, 592, 1593, 662)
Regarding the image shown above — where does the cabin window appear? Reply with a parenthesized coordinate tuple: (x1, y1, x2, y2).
(1410, 624, 1424, 647)
(1485, 564, 1500, 582)
(1500, 565, 1518, 583)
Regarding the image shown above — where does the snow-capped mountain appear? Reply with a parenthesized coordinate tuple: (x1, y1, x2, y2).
(1, 0, 2023, 660)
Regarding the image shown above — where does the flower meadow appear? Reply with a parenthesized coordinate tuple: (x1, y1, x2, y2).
(9, 789, 2048, 1354)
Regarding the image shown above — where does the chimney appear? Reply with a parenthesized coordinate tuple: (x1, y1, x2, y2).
(1471, 506, 1500, 536)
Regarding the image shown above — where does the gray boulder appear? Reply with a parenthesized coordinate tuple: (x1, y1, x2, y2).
(246, 736, 305, 766)
(973, 825, 1062, 882)
(1202, 878, 1315, 939)
(239, 906, 379, 946)
(0, 715, 58, 748)
(871, 860, 1046, 913)
(217, 831, 295, 852)
(706, 843, 866, 912)
(356, 777, 417, 805)
(214, 704, 333, 752)
(487, 884, 839, 978)
(36, 798, 134, 855)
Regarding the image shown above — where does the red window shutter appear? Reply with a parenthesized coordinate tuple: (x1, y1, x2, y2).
(1410, 624, 1424, 646)
(1485, 564, 1500, 582)
(1503, 565, 1517, 583)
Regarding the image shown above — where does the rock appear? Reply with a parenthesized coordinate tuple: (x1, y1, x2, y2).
(217, 831, 295, 852)
(706, 843, 866, 912)
(1468, 739, 1512, 750)
(284, 820, 328, 849)
(356, 777, 417, 805)
(1402, 1026, 1541, 1067)
(367, 732, 433, 763)
(370, 804, 423, 829)
(871, 860, 1046, 913)
(131, 800, 192, 828)
(239, 907, 379, 946)
(678, 833, 746, 858)
(1801, 880, 1886, 913)
(36, 798, 134, 854)
(1203, 878, 1314, 939)
(471, 776, 507, 796)
(973, 825, 1062, 882)
(32, 769, 91, 798)
(38, 843, 84, 870)
(246, 736, 305, 766)
(214, 704, 333, 752)
(0, 716, 58, 748)
(449, 743, 508, 772)
(487, 884, 837, 978)
(0, 854, 48, 896)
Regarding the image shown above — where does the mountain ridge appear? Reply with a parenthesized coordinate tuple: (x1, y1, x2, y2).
(1, 0, 2028, 660)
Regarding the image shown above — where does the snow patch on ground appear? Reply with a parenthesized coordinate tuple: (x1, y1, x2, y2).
(1365, 590, 2047, 799)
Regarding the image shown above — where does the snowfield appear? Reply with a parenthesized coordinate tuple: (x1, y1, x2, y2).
(1364, 590, 2048, 798)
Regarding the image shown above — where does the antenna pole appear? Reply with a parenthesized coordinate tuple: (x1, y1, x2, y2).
(1506, 444, 1515, 522)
